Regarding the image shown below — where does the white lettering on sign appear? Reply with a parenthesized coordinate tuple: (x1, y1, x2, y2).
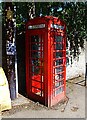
(51, 24, 64, 30)
(28, 24, 45, 29)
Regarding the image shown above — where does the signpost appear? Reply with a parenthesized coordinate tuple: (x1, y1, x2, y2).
(5, 3, 16, 100)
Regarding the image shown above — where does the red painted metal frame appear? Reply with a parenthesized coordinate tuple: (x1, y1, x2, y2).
(25, 16, 66, 107)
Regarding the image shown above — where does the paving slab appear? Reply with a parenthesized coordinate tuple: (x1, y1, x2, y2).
(11, 94, 30, 107)
(1, 79, 85, 118)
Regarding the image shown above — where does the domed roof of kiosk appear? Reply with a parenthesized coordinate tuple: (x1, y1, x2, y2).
(26, 16, 66, 25)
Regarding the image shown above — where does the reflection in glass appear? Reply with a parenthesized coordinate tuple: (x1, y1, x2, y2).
(32, 66, 40, 75)
(55, 81, 64, 88)
(54, 59, 63, 66)
(31, 35, 41, 42)
(55, 66, 63, 73)
(55, 74, 63, 80)
(56, 87, 63, 95)
(56, 44, 63, 50)
(32, 43, 41, 50)
(53, 35, 65, 96)
(56, 52, 63, 58)
(31, 35, 44, 97)
(31, 36, 41, 75)
(55, 36, 63, 42)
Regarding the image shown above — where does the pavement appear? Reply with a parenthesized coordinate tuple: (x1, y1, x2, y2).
(1, 76, 86, 118)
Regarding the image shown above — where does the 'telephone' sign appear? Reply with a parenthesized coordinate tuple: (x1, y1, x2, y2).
(28, 24, 45, 30)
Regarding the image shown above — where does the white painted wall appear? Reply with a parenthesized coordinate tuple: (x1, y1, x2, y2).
(66, 46, 85, 80)
(0, 14, 2, 67)
(85, 41, 87, 63)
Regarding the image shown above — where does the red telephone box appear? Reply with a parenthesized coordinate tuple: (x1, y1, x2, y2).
(26, 16, 66, 107)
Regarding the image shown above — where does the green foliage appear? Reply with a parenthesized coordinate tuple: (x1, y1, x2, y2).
(2, 2, 87, 57)
(35, 2, 86, 57)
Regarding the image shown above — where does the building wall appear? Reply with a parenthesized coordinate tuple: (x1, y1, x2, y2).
(0, 8, 2, 67)
(66, 49, 85, 80)
(85, 41, 87, 63)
